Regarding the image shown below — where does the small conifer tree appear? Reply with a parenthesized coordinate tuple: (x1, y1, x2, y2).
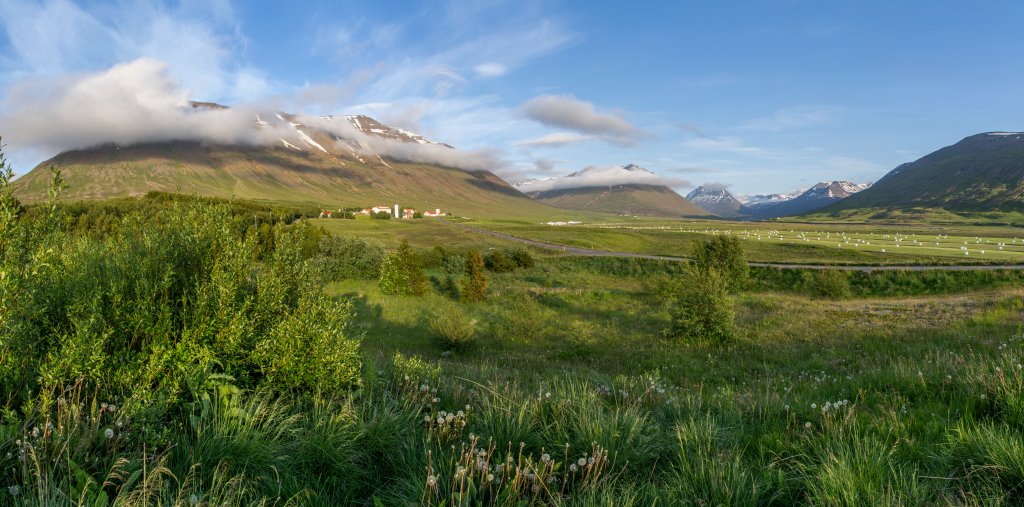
(462, 249, 488, 302)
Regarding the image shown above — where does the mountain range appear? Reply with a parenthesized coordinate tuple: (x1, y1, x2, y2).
(685, 181, 871, 220)
(12, 100, 1024, 223)
(516, 164, 710, 218)
(13, 103, 557, 219)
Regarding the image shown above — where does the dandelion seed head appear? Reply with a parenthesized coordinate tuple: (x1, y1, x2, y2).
(104, 428, 114, 439)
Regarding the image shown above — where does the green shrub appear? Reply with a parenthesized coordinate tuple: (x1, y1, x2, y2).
(378, 253, 404, 295)
(441, 252, 466, 276)
(462, 250, 488, 302)
(377, 240, 428, 296)
(484, 250, 517, 273)
(690, 235, 748, 291)
(314, 235, 386, 280)
(803, 269, 852, 299)
(427, 302, 478, 350)
(666, 267, 736, 343)
(507, 246, 535, 269)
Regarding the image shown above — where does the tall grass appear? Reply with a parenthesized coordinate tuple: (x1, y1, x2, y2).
(2, 170, 1024, 503)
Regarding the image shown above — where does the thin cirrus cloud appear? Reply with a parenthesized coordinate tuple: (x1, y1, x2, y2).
(739, 105, 844, 132)
(521, 94, 645, 146)
(473, 62, 508, 77)
(514, 132, 593, 147)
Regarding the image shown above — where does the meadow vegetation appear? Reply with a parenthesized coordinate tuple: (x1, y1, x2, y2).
(2, 160, 1024, 504)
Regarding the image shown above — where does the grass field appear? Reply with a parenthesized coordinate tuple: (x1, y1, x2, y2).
(310, 215, 1024, 265)
(5, 189, 1024, 505)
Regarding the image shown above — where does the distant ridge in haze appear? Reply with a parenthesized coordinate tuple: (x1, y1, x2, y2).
(746, 181, 871, 219)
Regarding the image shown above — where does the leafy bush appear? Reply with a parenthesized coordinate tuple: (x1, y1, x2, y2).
(315, 235, 386, 280)
(0, 175, 362, 404)
(441, 251, 466, 276)
(378, 253, 405, 295)
(484, 250, 517, 273)
(427, 302, 478, 350)
(665, 267, 736, 343)
(803, 269, 852, 299)
(378, 240, 428, 296)
(507, 246, 535, 269)
(690, 235, 748, 291)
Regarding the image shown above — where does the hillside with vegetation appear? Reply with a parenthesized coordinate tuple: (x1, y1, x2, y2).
(811, 132, 1024, 221)
(12, 110, 565, 220)
(527, 183, 710, 218)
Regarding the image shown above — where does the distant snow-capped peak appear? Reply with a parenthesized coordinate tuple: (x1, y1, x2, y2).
(802, 180, 872, 200)
(685, 185, 737, 205)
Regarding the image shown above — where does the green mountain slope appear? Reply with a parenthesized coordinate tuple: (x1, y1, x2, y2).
(528, 184, 711, 218)
(12, 113, 566, 220)
(816, 132, 1024, 217)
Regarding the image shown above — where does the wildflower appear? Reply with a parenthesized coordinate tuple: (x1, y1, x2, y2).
(104, 428, 115, 439)
(577, 457, 587, 467)
(810, 403, 816, 409)
(108, 404, 117, 413)
(541, 453, 551, 463)
(189, 494, 199, 506)
(426, 475, 437, 487)
(424, 415, 431, 423)
(420, 384, 429, 393)
(545, 392, 551, 399)
(8, 486, 19, 497)
(531, 485, 540, 493)
(465, 404, 471, 411)
(488, 473, 495, 482)
(432, 397, 440, 404)
(570, 464, 579, 472)
(804, 421, 812, 429)
(30, 427, 38, 439)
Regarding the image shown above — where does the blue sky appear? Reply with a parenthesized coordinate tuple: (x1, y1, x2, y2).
(1, 0, 1022, 195)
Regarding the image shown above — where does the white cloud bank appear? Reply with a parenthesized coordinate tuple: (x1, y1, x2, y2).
(0, 58, 507, 173)
(515, 164, 687, 193)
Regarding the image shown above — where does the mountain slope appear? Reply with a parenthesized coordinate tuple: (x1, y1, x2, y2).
(685, 185, 744, 218)
(819, 132, 1024, 215)
(746, 181, 870, 219)
(515, 164, 710, 218)
(528, 183, 710, 217)
(13, 107, 558, 219)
